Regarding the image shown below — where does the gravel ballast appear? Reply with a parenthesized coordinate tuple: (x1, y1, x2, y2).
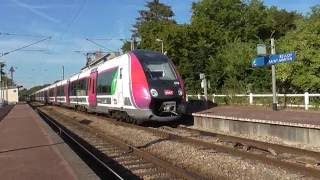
(39, 106, 315, 179)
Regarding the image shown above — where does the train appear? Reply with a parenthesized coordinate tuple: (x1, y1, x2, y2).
(31, 50, 187, 124)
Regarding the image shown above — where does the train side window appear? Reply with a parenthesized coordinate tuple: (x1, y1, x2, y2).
(97, 68, 118, 95)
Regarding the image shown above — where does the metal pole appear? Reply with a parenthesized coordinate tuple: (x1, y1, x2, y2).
(161, 41, 164, 54)
(203, 75, 208, 108)
(5, 74, 7, 104)
(131, 37, 135, 51)
(62, 66, 64, 80)
(0, 64, 3, 105)
(271, 38, 277, 111)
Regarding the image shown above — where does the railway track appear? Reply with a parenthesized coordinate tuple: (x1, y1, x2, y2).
(84, 109, 320, 179)
(33, 104, 320, 179)
(109, 119, 320, 178)
(32, 104, 203, 180)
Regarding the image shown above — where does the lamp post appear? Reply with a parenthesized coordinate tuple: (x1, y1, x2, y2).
(156, 38, 164, 54)
(0, 62, 4, 106)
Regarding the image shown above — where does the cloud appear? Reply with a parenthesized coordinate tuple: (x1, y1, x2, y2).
(11, 0, 60, 23)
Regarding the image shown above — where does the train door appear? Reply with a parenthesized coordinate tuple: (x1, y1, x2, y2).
(54, 86, 57, 103)
(88, 71, 97, 107)
(65, 81, 70, 105)
(45, 90, 48, 104)
(117, 67, 124, 107)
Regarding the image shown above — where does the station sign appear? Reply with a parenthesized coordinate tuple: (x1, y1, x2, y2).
(252, 56, 267, 68)
(252, 52, 296, 68)
(267, 52, 296, 65)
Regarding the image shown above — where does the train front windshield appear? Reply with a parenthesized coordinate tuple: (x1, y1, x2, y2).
(135, 51, 177, 81)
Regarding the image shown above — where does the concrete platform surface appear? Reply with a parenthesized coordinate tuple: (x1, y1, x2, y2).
(0, 104, 97, 180)
(193, 106, 320, 146)
(193, 106, 320, 129)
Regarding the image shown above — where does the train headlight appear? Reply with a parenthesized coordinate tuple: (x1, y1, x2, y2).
(178, 89, 183, 96)
(150, 89, 158, 97)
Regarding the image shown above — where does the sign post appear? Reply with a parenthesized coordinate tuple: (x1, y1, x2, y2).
(271, 38, 277, 111)
(252, 39, 296, 111)
(200, 73, 208, 108)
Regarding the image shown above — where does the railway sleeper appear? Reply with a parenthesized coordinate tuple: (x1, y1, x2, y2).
(95, 144, 113, 149)
(121, 160, 146, 166)
(103, 147, 121, 153)
(133, 169, 166, 177)
(136, 171, 173, 179)
(114, 155, 140, 162)
(127, 163, 154, 169)
(132, 167, 161, 176)
(107, 150, 134, 157)
(148, 175, 178, 180)
(107, 152, 127, 158)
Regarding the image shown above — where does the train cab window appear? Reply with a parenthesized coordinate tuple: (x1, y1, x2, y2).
(134, 51, 177, 81)
(119, 68, 122, 79)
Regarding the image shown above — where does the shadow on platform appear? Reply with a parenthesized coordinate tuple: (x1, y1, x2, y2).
(186, 100, 217, 114)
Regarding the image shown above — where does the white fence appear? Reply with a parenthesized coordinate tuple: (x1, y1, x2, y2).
(186, 93, 320, 110)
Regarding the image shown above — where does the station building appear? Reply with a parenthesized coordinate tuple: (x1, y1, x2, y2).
(0, 86, 19, 104)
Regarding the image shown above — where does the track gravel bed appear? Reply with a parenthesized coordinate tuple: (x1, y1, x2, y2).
(45, 107, 160, 147)
(38, 106, 186, 179)
(40, 105, 314, 179)
(192, 126, 320, 152)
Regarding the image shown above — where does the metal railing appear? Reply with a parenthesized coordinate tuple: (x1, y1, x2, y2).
(186, 93, 320, 110)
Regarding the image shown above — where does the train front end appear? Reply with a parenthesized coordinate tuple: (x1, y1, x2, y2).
(129, 50, 186, 122)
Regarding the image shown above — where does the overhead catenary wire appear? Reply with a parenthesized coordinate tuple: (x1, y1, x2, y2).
(88, 38, 129, 41)
(0, 36, 52, 57)
(19, 49, 48, 52)
(0, 32, 48, 38)
(85, 38, 113, 52)
(60, 0, 87, 40)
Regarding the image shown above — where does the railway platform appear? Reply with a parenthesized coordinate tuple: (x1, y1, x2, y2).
(0, 104, 98, 180)
(192, 106, 320, 146)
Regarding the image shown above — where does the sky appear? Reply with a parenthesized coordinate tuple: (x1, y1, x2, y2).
(0, 0, 319, 89)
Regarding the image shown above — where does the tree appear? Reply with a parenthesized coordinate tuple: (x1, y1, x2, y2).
(132, 0, 175, 37)
(123, 0, 303, 94)
(18, 84, 50, 101)
(277, 13, 320, 93)
(122, 0, 176, 53)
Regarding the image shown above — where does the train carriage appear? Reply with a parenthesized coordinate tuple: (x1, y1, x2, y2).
(32, 50, 186, 123)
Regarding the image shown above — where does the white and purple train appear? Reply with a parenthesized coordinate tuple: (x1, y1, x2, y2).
(32, 50, 186, 123)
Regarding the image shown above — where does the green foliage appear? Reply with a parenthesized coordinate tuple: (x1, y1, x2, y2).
(122, 0, 316, 94)
(132, 0, 175, 37)
(19, 84, 49, 101)
(277, 15, 320, 93)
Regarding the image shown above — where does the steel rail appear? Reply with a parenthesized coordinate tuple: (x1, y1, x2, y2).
(33, 104, 320, 178)
(89, 112, 320, 179)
